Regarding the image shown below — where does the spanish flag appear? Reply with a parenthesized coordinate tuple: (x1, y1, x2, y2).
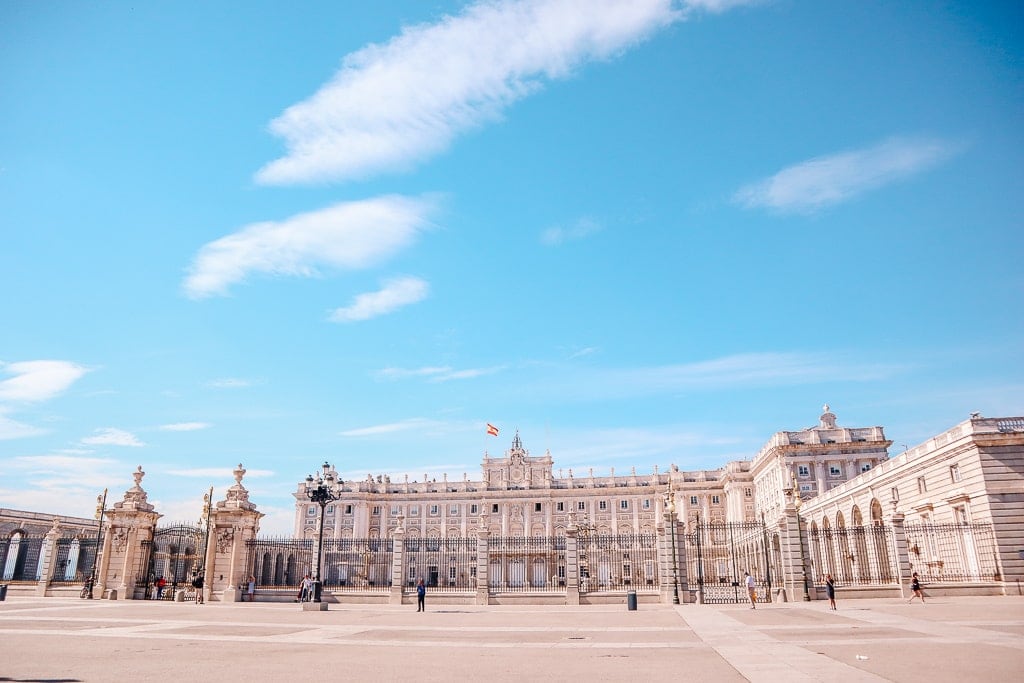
(486, 423, 499, 436)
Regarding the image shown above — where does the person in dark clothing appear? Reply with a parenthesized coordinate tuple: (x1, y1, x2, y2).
(825, 574, 836, 610)
(908, 572, 925, 603)
(416, 578, 426, 612)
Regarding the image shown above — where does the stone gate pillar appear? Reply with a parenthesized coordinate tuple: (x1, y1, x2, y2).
(100, 466, 161, 600)
(565, 523, 580, 606)
(389, 517, 405, 605)
(475, 519, 490, 605)
(888, 511, 911, 598)
(776, 502, 811, 602)
(35, 519, 61, 596)
(210, 464, 263, 602)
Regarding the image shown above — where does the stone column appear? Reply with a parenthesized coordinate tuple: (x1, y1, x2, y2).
(888, 511, 911, 598)
(389, 518, 405, 605)
(102, 466, 161, 600)
(209, 465, 264, 602)
(776, 503, 811, 602)
(565, 525, 580, 606)
(475, 520, 490, 605)
(36, 519, 61, 596)
(672, 517, 690, 603)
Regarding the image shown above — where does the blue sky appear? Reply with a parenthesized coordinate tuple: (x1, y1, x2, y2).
(1, 0, 1021, 535)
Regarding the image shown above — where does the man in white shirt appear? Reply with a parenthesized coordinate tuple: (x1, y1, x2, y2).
(744, 572, 757, 609)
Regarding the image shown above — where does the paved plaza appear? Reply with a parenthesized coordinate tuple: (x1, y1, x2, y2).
(0, 595, 1021, 682)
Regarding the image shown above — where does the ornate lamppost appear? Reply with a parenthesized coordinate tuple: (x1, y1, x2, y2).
(196, 486, 213, 597)
(304, 462, 343, 603)
(663, 491, 680, 604)
(792, 476, 811, 602)
(87, 488, 108, 599)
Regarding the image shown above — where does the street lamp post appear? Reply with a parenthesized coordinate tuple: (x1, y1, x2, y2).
(664, 492, 680, 605)
(304, 462, 343, 603)
(695, 511, 705, 604)
(792, 477, 811, 602)
(196, 486, 213, 599)
(87, 488, 107, 599)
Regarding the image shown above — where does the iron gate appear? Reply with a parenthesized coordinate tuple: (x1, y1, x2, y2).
(686, 521, 773, 604)
(140, 523, 206, 599)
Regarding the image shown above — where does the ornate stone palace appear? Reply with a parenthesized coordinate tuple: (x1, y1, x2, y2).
(291, 407, 892, 540)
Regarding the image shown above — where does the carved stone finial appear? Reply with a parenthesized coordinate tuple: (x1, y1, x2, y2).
(132, 465, 145, 489)
(234, 463, 246, 486)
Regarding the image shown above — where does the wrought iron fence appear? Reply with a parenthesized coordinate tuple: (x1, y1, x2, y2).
(48, 536, 100, 586)
(808, 524, 897, 586)
(686, 522, 771, 603)
(904, 522, 1001, 583)
(1, 533, 48, 583)
(403, 536, 474, 593)
(488, 536, 565, 592)
(245, 537, 394, 592)
(577, 533, 659, 594)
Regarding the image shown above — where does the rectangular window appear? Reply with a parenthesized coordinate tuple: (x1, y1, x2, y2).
(390, 506, 400, 516)
(307, 506, 316, 516)
(410, 505, 419, 516)
(372, 506, 381, 515)
(745, 488, 752, 498)
(620, 500, 629, 510)
(556, 502, 564, 512)
(429, 505, 439, 516)
(950, 464, 961, 483)
(599, 500, 607, 511)
(829, 465, 842, 477)
(917, 476, 927, 494)
(712, 495, 720, 505)
(534, 502, 542, 512)
(449, 566, 457, 580)
(450, 504, 459, 516)
(326, 505, 334, 515)
(345, 504, 353, 515)
(642, 499, 650, 510)
(408, 567, 417, 579)
(890, 486, 900, 503)
(798, 465, 810, 477)
(689, 496, 698, 506)
(470, 504, 478, 515)
(861, 463, 872, 473)
(492, 503, 499, 513)
(577, 501, 586, 511)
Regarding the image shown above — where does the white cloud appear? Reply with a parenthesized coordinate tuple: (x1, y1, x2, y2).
(376, 365, 505, 382)
(329, 276, 429, 322)
(541, 217, 601, 246)
(183, 195, 436, 298)
(207, 378, 255, 389)
(0, 411, 46, 440)
(159, 422, 211, 432)
(255, 0, 682, 185)
(0, 360, 89, 402)
(165, 467, 274, 478)
(682, 0, 763, 14)
(81, 427, 145, 447)
(734, 137, 959, 213)
(341, 418, 448, 437)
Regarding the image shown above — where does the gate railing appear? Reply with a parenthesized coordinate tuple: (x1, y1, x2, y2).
(686, 522, 771, 603)
(808, 524, 898, 586)
(487, 536, 565, 593)
(577, 533, 659, 594)
(904, 522, 1001, 583)
(245, 537, 394, 592)
(404, 537, 474, 593)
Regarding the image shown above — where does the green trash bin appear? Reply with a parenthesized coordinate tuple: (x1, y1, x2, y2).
(0, 584, 8, 601)
(627, 590, 637, 611)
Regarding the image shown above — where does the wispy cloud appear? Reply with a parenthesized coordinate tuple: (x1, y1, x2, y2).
(0, 360, 89, 402)
(329, 276, 429, 322)
(341, 417, 450, 437)
(81, 427, 145, 447)
(255, 0, 683, 185)
(376, 365, 506, 382)
(159, 422, 211, 432)
(183, 196, 436, 298)
(682, 0, 764, 14)
(0, 411, 47, 440)
(541, 217, 601, 246)
(568, 347, 598, 360)
(1, 454, 122, 514)
(207, 378, 256, 389)
(734, 137, 959, 213)
(165, 467, 273, 478)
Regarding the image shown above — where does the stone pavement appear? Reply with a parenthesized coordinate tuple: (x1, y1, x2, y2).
(0, 595, 1021, 682)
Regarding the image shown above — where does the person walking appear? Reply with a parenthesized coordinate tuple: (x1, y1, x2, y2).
(246, 575, 255, 602)
(301, 574, 314, 602)
(416, 578, 426, 612)
(155, 576, 166, 600)
(191, 573, 204, 604)
(908, 572, 926, 603)
(744, 572, 757, 609)
(825, 574, 837, 610)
